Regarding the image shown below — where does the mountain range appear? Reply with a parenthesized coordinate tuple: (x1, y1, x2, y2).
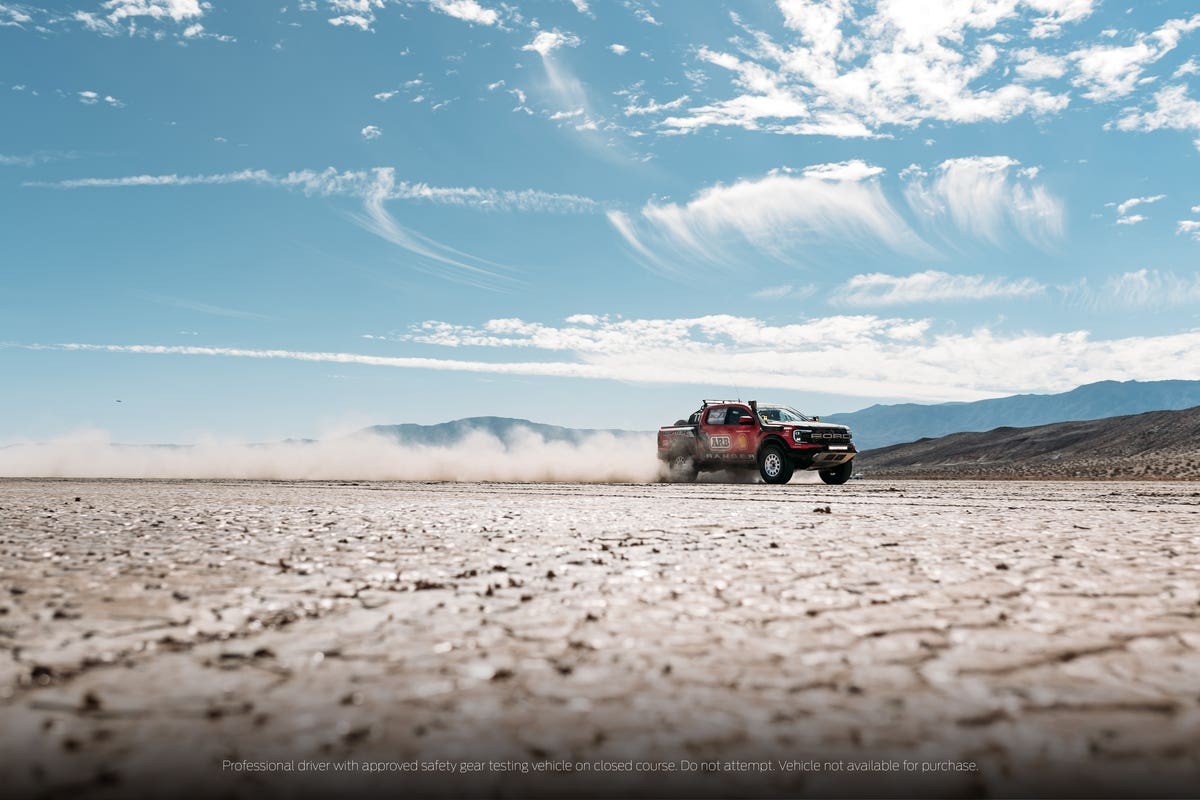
(823, 380, 1200, 450)
(858, 405, 1200, 481)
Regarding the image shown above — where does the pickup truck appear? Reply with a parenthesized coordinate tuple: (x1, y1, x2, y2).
(658, 400, 856, 484)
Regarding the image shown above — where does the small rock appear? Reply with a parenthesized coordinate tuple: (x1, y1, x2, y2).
(81, 691, 103, 713)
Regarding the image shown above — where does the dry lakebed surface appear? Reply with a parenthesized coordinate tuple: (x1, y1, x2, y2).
(0, 478, 1198, 798)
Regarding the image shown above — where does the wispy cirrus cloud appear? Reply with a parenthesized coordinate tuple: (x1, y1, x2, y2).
(1063, 269, 1200, 308)
(609, 161, 932, 275)
(26, 166, 599, 212)
(24, 311, 1200, 402)
(27, 167, 598, 288)
(902, 156, 1064, 247)
(836, 270, 1046, 307)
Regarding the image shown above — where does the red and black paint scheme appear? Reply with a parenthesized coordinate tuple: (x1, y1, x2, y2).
(658, 400, 857, 484)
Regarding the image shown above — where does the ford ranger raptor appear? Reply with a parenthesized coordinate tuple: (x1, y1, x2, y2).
(658, 400, 856, 485)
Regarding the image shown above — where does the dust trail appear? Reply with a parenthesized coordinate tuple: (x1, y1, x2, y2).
(0, 428, 665, 483)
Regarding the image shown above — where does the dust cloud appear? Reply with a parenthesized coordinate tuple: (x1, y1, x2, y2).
(0, 428, 665, 483)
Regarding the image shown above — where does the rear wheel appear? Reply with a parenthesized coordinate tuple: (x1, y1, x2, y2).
(819, 460, 854, 485)
(667, 452, 698, 482)
(757, 444, 794, 484)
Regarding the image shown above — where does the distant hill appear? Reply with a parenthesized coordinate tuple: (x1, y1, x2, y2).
(364, 416, 646, 446)
(858, 405, 1200, 480)
(824, 380, 1200, 450)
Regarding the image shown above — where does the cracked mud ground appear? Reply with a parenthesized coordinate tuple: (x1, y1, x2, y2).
(0, 479, 1198, 799)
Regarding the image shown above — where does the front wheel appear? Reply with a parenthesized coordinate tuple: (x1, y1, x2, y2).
(819, 460, 854, 485)
(758, 444, 794, 484)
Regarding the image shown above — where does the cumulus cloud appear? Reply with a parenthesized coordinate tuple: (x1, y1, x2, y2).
(660, 2, 1075, 137)
(903, 156, 1064, 247)
(324, 0, 383, 31)
(1069, 13, 1200, 101)
(428, 0, 498, 26)
(78, 90, 123, 107)
(1108, 193, 1164, 225)
(522, 30, 581, 57)
(837, 270, 1046, 306)
(1115, 85, 1200, 136)
(609, 43, 629, 55)
(28, 311, 1200, 402)
(69, 0, 235, 39)
(1177, 220, 1200, 240)
(360, 124, 383, 140)
(1114, 194, 1166, 216)
(610, 161, 932, 275)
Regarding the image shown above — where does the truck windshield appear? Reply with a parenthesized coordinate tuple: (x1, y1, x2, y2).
(758, 406, 812, 423)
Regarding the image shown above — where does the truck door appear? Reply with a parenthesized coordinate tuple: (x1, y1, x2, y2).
(699, 405, 731, 459)
(724, 405, 758, 461)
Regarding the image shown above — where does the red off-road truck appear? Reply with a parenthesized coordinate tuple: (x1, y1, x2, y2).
(658, 400, 856, 484)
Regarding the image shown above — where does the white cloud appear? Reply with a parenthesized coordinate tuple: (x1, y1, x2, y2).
(373, 90, 397, 101)
(660, 3, 1075, 137)
(360, 124, 383, 140)
(623, 94, 689, 116)
(0, 151, 77, 167)
(1116, 85, 1200, 135)
(610, 162, 932, 275)
(569, 0, 590, 14)
(632, 6, 659, 26)
(750, 284, 815, 301)
(68, 0, 237, 38)
(837, 270, 1046, 306)
(1114, 194, 1166, 216)
(1178, 220, 1200, 240)
(428, 0, 498, 26)
(1069, 13, 1200, 101)
(1116, 214, 1146, 225)
(1100, 269, 1200, 305)
(28, 167, 598, 213)
(0, 4, 33, 26)
(28, 167, 598, 288)
(321, 0, 384, 31)
(44, 311, 1200, 402)
(903, 156, 1064, 247)
(102, 0, 204, 23)
(78, 90, 124, 108)
(609, 43, 629, 55)
(522, 30, 581, 57)
(1013, 48, 1067, 80)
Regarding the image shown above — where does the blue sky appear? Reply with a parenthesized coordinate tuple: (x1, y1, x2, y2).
(3, 0, 1200, 443)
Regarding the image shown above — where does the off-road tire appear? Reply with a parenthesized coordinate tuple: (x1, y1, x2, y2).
(819, 460, 854, 485)
(757, 444, 793, 484)
(667, 452, 698, 483)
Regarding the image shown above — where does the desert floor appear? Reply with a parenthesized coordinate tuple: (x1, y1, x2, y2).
(1, 479, 1198, 798)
